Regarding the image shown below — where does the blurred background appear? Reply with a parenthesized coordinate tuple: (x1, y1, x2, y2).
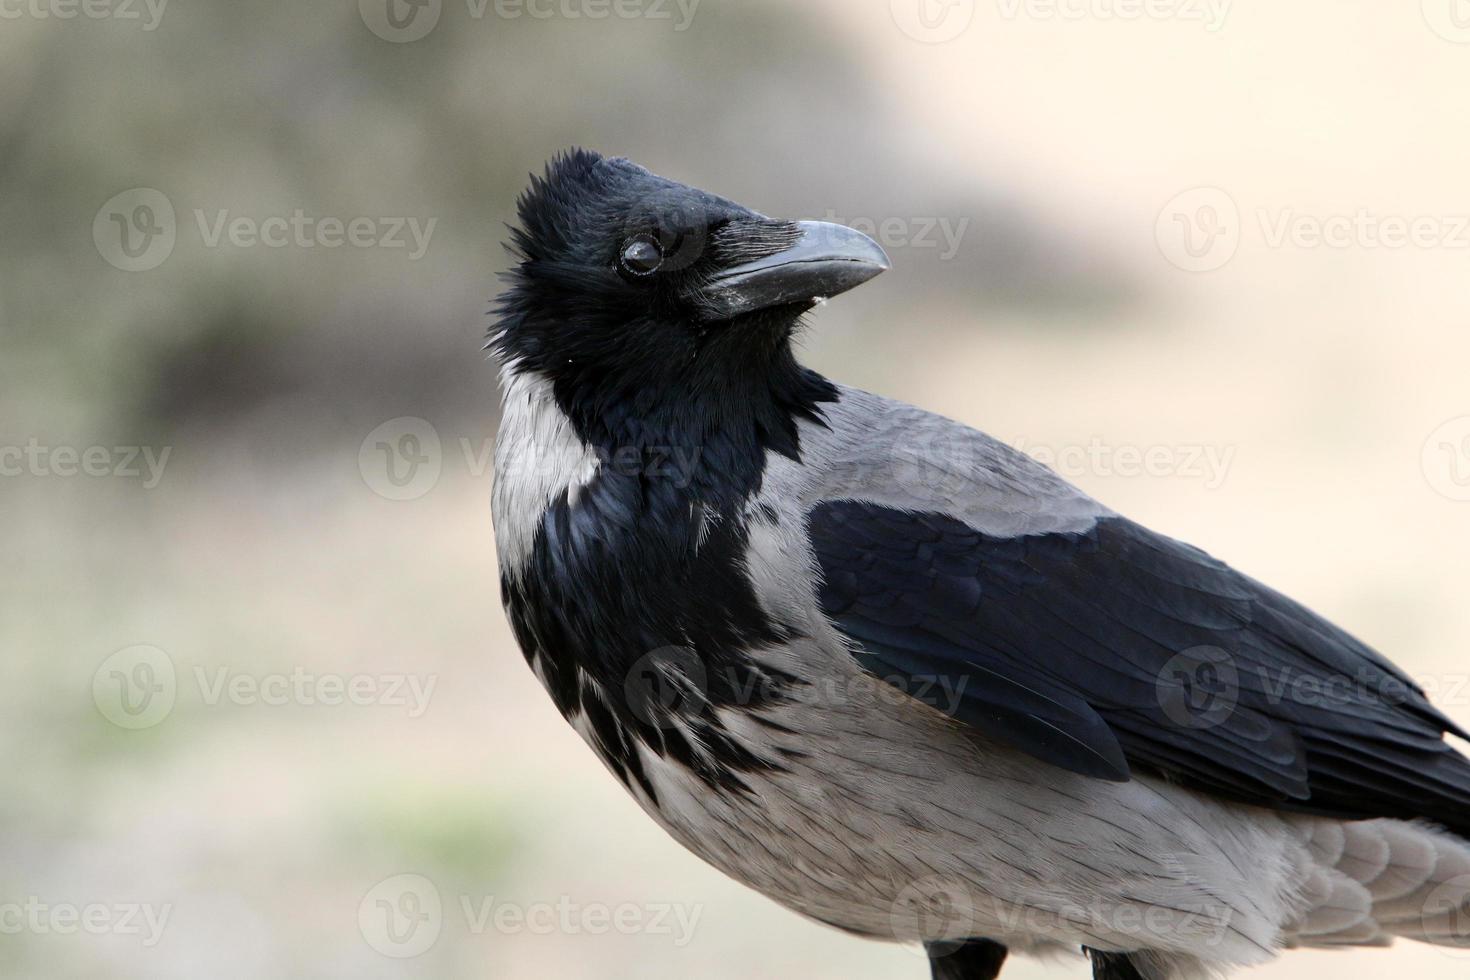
(6, 0, 1470, 976)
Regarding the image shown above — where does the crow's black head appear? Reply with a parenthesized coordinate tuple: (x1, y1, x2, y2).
(491, 151, 887, 465)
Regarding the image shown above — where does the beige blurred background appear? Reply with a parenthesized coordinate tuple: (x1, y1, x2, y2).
(5, 0, 1470, 977)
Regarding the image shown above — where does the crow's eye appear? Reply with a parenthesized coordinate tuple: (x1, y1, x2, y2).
(619, 237, 664, 277)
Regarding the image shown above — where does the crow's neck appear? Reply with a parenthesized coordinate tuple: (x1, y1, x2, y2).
(549, 344, 837, 516)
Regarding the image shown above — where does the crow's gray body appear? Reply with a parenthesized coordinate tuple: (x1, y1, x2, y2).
(490, 151, 1470, 979)
(493, 370, 1470, 978)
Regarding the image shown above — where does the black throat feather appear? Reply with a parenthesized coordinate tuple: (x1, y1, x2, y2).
(494, 313, 837, 801)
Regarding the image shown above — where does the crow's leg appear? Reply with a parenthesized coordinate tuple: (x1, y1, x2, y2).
(1085, 948, 1148, 980)
(926, 938, 1008, 980)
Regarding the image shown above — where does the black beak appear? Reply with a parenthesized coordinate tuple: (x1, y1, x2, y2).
(699, 220, 891, 320)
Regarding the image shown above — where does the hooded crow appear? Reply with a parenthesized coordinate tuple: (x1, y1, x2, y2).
(489, 149, 1470, 980)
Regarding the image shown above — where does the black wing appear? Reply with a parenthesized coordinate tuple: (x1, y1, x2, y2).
(809, 500, 1470, 833)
